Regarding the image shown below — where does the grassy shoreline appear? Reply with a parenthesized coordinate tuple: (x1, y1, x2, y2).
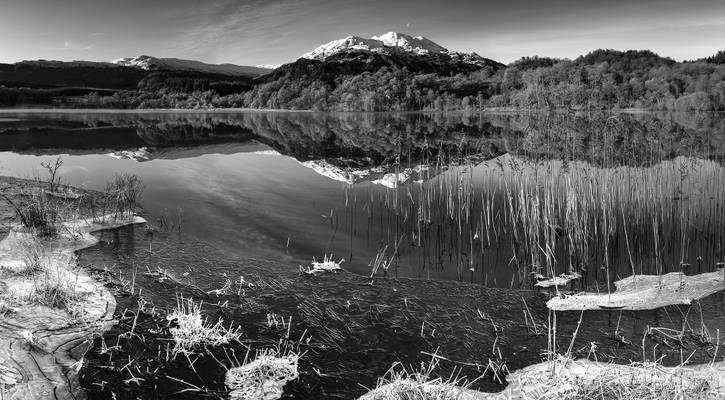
(0, 176, 145, 398)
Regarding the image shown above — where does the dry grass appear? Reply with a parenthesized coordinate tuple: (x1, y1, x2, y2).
(505, 355, 724, 400)
(225, 348, 300, 400)
(18, 236, 44, 275)
(359, 359, 480, 400)
(28, 254, 86, 314)
(360, 349, 724, 400)
(166, 295, 243, 356)
(1, 188, 64, 236)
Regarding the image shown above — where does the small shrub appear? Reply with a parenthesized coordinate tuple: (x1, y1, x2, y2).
(108, 173, 145, 218)
(40, 156, 64, 193)
(87, 173, 144, 223)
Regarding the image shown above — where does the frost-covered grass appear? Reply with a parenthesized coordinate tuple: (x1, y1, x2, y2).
(1, 236, 88, 314)
(29, 259, 86, 313)
(359, 361, 481, 400)
(504, 355, 725, 400)
(166, 295, 242, 356)
(300, 254, 344, 276)
(360, 356, 725, 400)
(225, 348, 300, 400)
(18, 236, 44, 275)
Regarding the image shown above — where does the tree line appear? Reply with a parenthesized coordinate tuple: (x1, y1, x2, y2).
(2, 49, 724, 112)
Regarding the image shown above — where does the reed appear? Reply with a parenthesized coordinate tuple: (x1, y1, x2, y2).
(342, 140, 725, 291)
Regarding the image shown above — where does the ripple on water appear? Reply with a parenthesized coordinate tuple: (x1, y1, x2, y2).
(78, 225, 725, 399)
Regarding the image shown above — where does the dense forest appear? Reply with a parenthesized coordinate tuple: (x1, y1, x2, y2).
(2, 49, 725, 111)
(238, 49, 725, 111)
(488, 50, 725, 111)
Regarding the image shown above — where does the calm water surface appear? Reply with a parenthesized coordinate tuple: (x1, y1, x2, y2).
(1, 110, 723, 286)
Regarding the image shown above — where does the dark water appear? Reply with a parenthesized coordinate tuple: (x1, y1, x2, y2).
(78, 224, 725, 399)
(0, 110, 724, 398)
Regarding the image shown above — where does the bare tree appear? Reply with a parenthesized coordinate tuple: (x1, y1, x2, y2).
(40, 156, 63, 193)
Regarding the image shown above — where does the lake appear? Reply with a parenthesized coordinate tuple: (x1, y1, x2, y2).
(1, 110, 724, 286)
(0, 110, 724, 398)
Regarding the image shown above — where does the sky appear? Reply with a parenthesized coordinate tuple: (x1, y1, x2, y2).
(1, 0, 724, 66)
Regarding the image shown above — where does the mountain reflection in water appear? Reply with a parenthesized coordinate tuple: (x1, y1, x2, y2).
(0, 110, 723, 288)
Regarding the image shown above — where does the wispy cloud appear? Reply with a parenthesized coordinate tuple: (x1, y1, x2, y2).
(165, 0, 360, 63)
(52, 41, 94, 51)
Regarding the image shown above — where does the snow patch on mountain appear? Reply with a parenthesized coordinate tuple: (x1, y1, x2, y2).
(301, 32, 492, 67)
(256, 64, 282, 70)
(112, 55, 271, 77)
(371, 32, 447, 55)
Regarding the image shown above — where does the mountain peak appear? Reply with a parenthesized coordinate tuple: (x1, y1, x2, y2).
(301, 32, 449, 60)
(112, 55, 156, 70)
(300, 32, 492, 67)
(370, 32, 447, 54)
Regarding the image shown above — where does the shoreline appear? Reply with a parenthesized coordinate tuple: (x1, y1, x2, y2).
(0, 176, 145, 398)
(1, 107, 725, 116)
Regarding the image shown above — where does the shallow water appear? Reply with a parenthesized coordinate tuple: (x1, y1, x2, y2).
(78, 224, 725, 398)
(1, 110, 724, 398)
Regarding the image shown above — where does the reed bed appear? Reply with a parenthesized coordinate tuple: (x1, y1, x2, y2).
(344, 148, 725, 290)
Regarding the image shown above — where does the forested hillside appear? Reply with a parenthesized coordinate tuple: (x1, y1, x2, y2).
(488, 50, 725, 111)
(1, 48, 724, 111)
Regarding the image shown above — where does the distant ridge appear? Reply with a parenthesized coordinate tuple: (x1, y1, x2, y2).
(112, 55, 270, 77)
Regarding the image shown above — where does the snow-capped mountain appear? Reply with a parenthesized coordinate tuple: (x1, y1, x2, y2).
(112, 55, 271, 77)
(301, 32, 492, 67)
